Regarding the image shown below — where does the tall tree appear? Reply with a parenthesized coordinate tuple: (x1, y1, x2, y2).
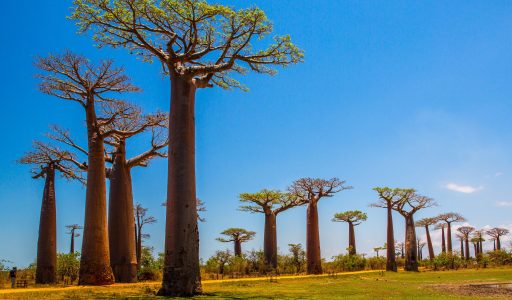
(455, 233, 465, 259)
(393, 193, 436, 271)
(436, 213, 466, 254)
(371, 187, 415, 272)
(66, 224, 83, 254)
(332, 210, 367, 255)
(434, 223, 447, 253)
(216, 228, 256, 257)
(19, 142, 84, 284)
(134, 203, 157, 270)
(37, 52, 139, 285)
(290, 178, 352, 274)
(457, 226, 475, 260)
(71, 1, 303, 295)
(416, 239, 426, 260)
(415, 217, 438, 260)
(288, 244, 306, 274)
(239, 189, 304, 269)
(487, 228, 509, 251)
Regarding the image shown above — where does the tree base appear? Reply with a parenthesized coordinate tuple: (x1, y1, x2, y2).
(78, 263, 115, 285)
(35, 266, 56, 284)
(112, 263, 137, 283)
(386, 262, 397, 272)
(158, 269, 202, 297)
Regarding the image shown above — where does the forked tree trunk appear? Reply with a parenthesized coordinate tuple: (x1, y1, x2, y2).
(464, 238, 470, 260)
(441, 227, 446, 253)
(70, 228, 75, 254)
(446, 223, 452, 253)
(36, 165, 57, 284)
(306, 202, 322, 274)
(159, 76, 201, 296)
(348, 222, 356, 255)
(386, 206, 397, 272)
(79, 103, 114, 285)
(234, 240, 242, 257)
(108, 141, 137, 283)
(264, 212, 278, 269)
(404, 215, 418, 271)
(425, 225, 435, 260)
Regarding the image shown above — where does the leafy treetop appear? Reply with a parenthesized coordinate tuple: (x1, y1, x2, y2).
(332, 210, 367, 225)
(216, 228, 255, 243)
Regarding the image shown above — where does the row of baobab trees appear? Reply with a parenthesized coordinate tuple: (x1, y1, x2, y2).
(213, 186, 510, 274)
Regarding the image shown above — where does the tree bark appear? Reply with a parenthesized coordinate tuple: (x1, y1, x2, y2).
(348, 222, 356, 255)
(234, 240, 242, 257)
(464, 238, 470, 260)
(386, 205, 397, 272)
(159, 75, 201, 296)
(460, 240, 464, 259)
(79, 102, 114, 285)
(493, 240, 496, 251)
(36, 165, 57, 284)
(446, 222, 452, 254)
(425, 225, 435, 260)
(136, 223, 142, 270)
(108, 140, 138, 283)
(264, 212, 278, 269)
(441, 227, 446, 253)
(403, 215, 418, 271)
(306, 202, 322, 274)
(70, 228, 75, 254)
(497, 236, 501, 250)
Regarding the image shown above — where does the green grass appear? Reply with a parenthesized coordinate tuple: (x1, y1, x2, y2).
(1, 268, 511, 299)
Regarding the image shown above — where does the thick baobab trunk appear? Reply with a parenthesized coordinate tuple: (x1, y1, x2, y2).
(441, 227, 446, 253)
(460, 240, 464, 259)
(36, 165, 57, 284)
(79, 104, 114, 285)
(264, 212, 278, 269)
(306, 202, 322, 274)
(159, 76, 201, 296)
(496, 236, 501, 250)
(70, 228, 75, 254)
(464, 238, 470, 260)
(234, 240, 242, 257)
(425, 225, 435, 260)
(404, 215, 418, 271)
(108, 141, 138, 283)
(446, 223, 452, 253)
(386, 206, 397, 272)
(348, 222, 356, 255)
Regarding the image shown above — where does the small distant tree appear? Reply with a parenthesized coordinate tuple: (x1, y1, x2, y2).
(487, 228, 509, 251)
(66, 224, 83, 254)
(395, 241, 405, 259)
(457, 226, 475, 260)
(332, 210, 367, 255)
(436, 213, 466, 254)
(19, 141, 84, 284)
(214, 250, 231, 275)
(289, 178, 352, 274)
(288, 244, 306, 274)
(415, 217, 438, 260)
(455, 233, 465, 259)
(371, 187, 416, 272)
(472, 230, 485, 255)
(435, 223, 448, 253)
(216, 228, 256, 257)
(374, 246, 386, 258)
(134, 203, 157, 269)
(239, 189, 304, 269)
(416, 239, 426, 260)
(56, 252, 81, 284)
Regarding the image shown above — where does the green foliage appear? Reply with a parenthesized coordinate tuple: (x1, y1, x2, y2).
(424, 252, 463, 270)
(332, 210, 367, 224)
(216, 228, 256, 243)
(56, 252, 80, 283)
(487, 250, 512, 266)
(366, 256, 386, 270)
(138, 246, 163, 281)
(331, 254, 366, 272)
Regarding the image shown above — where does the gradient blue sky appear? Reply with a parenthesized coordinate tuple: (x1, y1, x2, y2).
(1, 1, 512, 267)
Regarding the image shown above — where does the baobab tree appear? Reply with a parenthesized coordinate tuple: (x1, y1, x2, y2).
(71, 1, 303, 295)
(435, 223, 447, 253)
(19, 141, 84, 284)
(455, 233, 465, 259)
(487, 228, 509, 251)
(134, 203, 157, 270)
(457, 226, 475, 260)
(437, 213, 466, 254)
(415, 217, 438, 260)
(374, 246, 386, 258)
(393, 193, 436, 271)
(332, 210, 367, 255)
(37, 52, 139, 285)
(66, 224, 83, 254)
(416, 239, 426, 260)
(239, 189, 304, 269)
(472, 230, 485, 256)
(371, 187, 415, 272)
(289, 178, 352, 274)
(216, 228, 256, 257)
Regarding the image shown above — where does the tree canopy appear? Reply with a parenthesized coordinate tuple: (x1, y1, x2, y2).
(238, 189, 304, 215)
(216, 228, 255, 243)
(332, 210, 367, 225)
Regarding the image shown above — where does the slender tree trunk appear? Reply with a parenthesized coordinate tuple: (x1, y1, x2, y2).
(306, 202, 322, 274)
(425, 225, 435, 260)
(386, 205, 397, 272)
(473, 244, 477, 257)
(108, 141, 137, 283)
(464, 238, 470, 260)
(401, 243, 404, 259)
(403, 215, 419, 271)
(36, 165, 57, 284)
(136, 224, 142, 270)
(441, 227, 446, 253)
(493, 240, 496, 251)
(348, 222, 356, 255)
(479, 240, 483, 254)
(264, 212, 278, 269)
(460, 240, 464, 259)
(497, 236, 501, 250)
(446, 222, 452, 254)
(159, 76, 201, 296)
(234, 240, 242, 257)
(70, 228, 75, 254)
(79, 103, 114, 285)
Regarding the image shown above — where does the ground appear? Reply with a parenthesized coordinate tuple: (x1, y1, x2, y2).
(1, 268, 511, 299)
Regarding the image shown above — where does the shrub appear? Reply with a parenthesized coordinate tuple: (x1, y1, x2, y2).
(56, 253, 80, 284)
(332, 254, 366, 272)
(367, 256, 386, 270)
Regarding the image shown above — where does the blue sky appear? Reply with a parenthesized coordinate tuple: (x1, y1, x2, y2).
(1, 0, 512, 267)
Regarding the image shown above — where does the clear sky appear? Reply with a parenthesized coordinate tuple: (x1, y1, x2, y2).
(1, 1, 511, 267)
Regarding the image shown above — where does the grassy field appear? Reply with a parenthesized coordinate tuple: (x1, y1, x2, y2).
(0, 268, 511, 299)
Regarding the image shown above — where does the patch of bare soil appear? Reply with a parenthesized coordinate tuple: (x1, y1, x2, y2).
(429, 282, 512, 298)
